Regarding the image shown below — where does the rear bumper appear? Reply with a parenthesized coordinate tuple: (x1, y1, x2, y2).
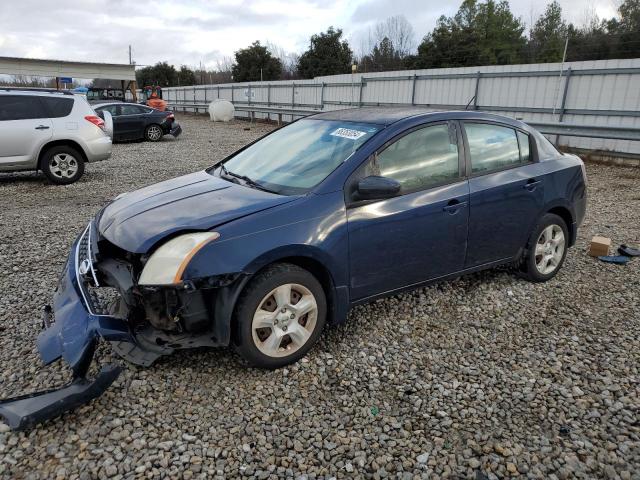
(168, 122, 182, 137)
(83, 136, 112, 162)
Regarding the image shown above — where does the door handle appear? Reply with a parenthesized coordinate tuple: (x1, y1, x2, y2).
(443, 199, 467, 213)
(35, 125, 50, 130)
(524, 179, 541, 191)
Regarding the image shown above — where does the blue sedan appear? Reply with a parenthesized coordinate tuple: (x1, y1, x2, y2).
(0, 108, 587, 429)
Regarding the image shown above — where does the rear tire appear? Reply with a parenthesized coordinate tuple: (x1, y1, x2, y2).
(519, 213, 569, 282)
(144, 124, 163, 142)
(41, 146, 85, 185)
(234, 263, 326, 369)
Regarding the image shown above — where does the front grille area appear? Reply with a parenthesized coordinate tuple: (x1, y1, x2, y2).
(76, 223, 117, 316)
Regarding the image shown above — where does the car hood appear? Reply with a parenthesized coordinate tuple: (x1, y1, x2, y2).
(98, 170, 296, 253)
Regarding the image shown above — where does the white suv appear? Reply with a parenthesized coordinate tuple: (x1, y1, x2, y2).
(0, 88, 113, 184)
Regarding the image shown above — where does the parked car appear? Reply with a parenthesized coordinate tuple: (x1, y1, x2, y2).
(0, 108, 587, 430)
(0, 88, 112, 184)
(93, 102, 181, 142)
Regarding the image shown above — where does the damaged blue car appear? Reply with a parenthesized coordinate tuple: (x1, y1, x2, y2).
(0, 108, 587, 429)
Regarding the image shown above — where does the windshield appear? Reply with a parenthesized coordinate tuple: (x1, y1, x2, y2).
(214, 119, 381, 195)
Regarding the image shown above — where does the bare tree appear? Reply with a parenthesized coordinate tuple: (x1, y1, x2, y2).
(372, 15, 416, 58)
(265, 41, 300, 79)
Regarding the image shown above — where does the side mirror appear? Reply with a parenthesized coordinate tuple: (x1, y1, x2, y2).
(356, 175, 401, 201)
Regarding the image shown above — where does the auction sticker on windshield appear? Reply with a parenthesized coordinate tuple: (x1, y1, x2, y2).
(330, 128, 367, 140)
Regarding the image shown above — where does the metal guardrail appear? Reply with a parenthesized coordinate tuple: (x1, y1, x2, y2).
(528, 122, 640, 142)
(168, 101, 640, 142)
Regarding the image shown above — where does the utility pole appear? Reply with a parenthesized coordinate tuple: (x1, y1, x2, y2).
(128, 45, 132, 65)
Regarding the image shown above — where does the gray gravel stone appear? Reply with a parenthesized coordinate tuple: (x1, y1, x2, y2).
(0, 115, 638, 479)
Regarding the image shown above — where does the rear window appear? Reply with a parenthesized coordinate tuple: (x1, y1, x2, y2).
(0, 95, 47, 121)
(41, 97, 74, 118)
(465, 123, 522, 173)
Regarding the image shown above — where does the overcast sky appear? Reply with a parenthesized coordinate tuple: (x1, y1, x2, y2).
(0, 0, 619, 70)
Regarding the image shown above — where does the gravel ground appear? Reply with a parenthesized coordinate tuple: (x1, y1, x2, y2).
(0, 114, 638, 480)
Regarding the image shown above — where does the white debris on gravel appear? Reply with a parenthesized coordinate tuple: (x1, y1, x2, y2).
(0, 114, 638, 479)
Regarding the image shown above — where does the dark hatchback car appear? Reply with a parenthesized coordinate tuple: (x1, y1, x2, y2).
(93, 102, 181, 142)
(0, 108, 587, 429)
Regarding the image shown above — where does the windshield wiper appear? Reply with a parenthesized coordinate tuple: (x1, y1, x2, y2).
(219, 164, 277, 193)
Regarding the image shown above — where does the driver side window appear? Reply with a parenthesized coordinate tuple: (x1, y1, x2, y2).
(366, 123, 461, 193)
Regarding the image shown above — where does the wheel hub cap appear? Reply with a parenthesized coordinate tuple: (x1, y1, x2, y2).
(251, 283, 318, 358)
(534, 224, 565, 275)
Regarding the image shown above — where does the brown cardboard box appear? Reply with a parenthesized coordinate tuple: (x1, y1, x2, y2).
(589, 236, 611, 257)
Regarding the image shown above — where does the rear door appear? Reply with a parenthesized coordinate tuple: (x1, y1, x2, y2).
(118, 104, 147, 139)
(0, 95, 52, 169)
(347, 121, 469, 300)
(462, 122, 545, 267)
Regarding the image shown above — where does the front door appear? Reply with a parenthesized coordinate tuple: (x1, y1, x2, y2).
(347, 122, 469, 301)
(0, 95, 52, 169)
(462, 122, 545, 267)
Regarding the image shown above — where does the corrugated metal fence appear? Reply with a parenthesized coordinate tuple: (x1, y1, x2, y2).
(162, 58, 640, 156)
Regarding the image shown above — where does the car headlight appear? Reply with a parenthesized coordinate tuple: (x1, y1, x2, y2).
(138, 232, 220, 285)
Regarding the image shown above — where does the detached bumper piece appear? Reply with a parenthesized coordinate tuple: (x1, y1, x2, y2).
(169, 122, 182, 138)
(0, 365, 121, 431)
(0, 223, 133, 431)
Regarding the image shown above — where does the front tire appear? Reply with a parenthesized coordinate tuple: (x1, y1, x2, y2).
(144, 124, 163, 142)
(41, 146, 85, 184)
(234, 263, 326, 369)
(520, 213, 569, 282)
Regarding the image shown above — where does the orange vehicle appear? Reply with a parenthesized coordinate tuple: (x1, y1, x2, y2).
(142, 85, 168, 111)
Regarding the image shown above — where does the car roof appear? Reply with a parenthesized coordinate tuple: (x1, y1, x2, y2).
(0, 88, 77, 98)
(310, 107, 527, 129)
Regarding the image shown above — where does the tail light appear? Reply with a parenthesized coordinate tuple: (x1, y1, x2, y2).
(85, 115, 105, 131)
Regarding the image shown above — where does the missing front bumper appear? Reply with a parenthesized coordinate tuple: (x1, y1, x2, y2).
(0, 365, 121, 431)
(0, 224, 133, 430)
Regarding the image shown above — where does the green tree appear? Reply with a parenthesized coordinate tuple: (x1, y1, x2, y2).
(135, 62, 178, 87)
(297, 27, 353, 79)
(178, 66, 196, 86)
(360, 37, 404, 72)
(612, 0, 640, 58)
(412, 0, 525, 68)
(231, 41, 282, 82)
(529, 1, 568, 62)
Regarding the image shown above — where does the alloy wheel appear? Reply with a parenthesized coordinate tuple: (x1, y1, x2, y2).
(251, 283, 318, 358)
(49, 153, 79, 179)
(534, 224, 565, 275)
(147, 125, 162, 141)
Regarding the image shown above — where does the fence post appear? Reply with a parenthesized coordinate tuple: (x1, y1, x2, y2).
(320, 82, 325, 109)
(473, 71, 481, 110)
(248, 84, 251, 106)
(291, 82, 295, 108)
(358, 77, 364, 107)
(267, 84, 271, 107)
(558, 67, 572, 123)
(217, 86, 220, 99)
(204, 86, 207, 107)
(411, 74, 417, 105)
(193, 86, 196, 114)
(555, 67, 573, 145)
